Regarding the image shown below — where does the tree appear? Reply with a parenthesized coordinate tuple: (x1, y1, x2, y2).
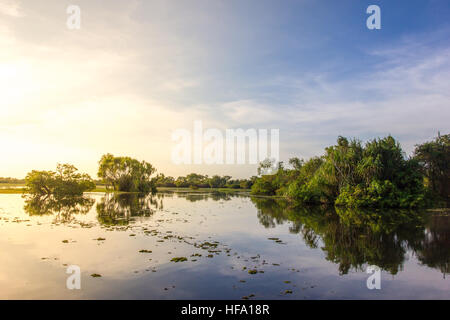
(25, 164, 95, 197)
(251, 135, 428, 208)
(97, 154, 157, 193)
(414, 133, 450, 205)
(289, 157, 304, 171)
(154, 174, 176, 187)
(208, 175, 230, 188)
(257, 158, 276, 175)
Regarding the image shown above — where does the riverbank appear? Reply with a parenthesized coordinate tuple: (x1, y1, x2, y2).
(1, 184, 447, 212)
(0, 185, 251, 195)
(156, 187, 250, 194)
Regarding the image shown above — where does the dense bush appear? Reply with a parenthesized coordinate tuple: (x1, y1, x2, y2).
(250, 134, 448, 208)
(414, 133, 450, 206)
(98, 154, 156, 193)
(25, 164, 95, 197)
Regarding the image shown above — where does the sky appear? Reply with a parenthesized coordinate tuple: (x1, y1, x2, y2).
(0, 0, 449, 179)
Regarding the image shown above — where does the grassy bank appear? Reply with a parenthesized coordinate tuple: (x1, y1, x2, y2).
(0, 188, 27, 194)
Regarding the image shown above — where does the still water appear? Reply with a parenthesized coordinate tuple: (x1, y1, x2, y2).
(0, 192, 448, 299)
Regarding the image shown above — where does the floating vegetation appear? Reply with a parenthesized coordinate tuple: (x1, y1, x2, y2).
(91, 274, 102, 278)
(139, 249, 152, 253)
(248, 269, 258, 274)
(284, 290, 293, 294)
(62, 240, 69, 243)
(94, 237, 106, 241)
(171, 257, 188, 262)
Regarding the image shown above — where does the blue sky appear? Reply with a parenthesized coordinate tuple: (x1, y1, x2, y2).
(0, 0, 449, 178)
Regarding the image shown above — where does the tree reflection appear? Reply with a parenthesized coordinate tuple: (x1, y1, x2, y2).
(23, 194, 94, 223)
(251, 197, 449, 276)
(176, 191, 240, 202)
(415, 214, 450, 276)
(96, 193, 158, 225)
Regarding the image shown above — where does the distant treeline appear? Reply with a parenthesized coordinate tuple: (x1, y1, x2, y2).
(251, 134, 449, 208)
(0, 177, 25, 184)
(18, 133, 450, 209)
(154, 173, 256, 189)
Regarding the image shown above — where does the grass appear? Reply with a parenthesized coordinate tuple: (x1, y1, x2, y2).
(0, 188, 27, 194)
(0, 183, 24, 187)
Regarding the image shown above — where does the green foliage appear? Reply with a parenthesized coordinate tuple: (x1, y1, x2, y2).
(251, 134, 443, 208)
(154, 174, 176, 187)
(25, 164, 95, 197)
(208, 175, 230, 188)
(251, 174, 279, 196)
(154, 173, 254, 190)
(414, 133, 450, 206)
(97, 154, 156, 193)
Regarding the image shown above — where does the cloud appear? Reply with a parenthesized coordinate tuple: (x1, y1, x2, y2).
(0, 1, 24, 17)
(212, 33, 450, 157)
(0, 1, 448, 178)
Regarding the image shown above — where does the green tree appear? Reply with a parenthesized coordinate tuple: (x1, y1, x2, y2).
(414, 133, 450, 205)
(97, 154, 157, 193)
(251, 135, 429, 208)
(25, 164, 95, 197)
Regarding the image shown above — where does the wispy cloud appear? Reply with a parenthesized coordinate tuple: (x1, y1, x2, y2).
(0, 1, 448, 178)
(0, 1, 24, 17)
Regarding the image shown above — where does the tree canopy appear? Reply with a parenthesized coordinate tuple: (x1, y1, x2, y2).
(97, 154, 157, 193)
(414, 133, 450, 206)
(25, 164, 95, 197)
(250, 135, 446, 208)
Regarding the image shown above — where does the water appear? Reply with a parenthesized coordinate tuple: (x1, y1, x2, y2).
(0, 192, 448, 299)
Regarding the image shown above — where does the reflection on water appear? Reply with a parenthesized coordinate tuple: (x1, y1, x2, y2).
(416, 215, 450, 275)
(0, 192, 448, 299)
(252, 198, 431, 276)
(24, 195, 95, 223)
(96, 193, 159, 226)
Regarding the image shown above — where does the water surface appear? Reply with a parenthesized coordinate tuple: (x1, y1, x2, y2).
(0, 192, 448, 299)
